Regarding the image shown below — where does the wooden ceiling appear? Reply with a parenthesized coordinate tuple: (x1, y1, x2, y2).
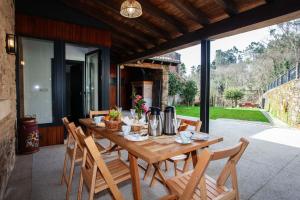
(60, 0, 300, 63)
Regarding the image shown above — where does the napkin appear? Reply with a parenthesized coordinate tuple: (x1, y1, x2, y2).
(191, 133, 209, 141)
(122, 116, 133, 126)
(124, 134, 148, 141)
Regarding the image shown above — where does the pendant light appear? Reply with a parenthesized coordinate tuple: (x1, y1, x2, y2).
(120, 0, 142, 18)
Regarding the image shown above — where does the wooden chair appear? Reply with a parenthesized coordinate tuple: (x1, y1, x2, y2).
(76, 128, 131, 200)
(147, 118, 202, 187)
(160, 138, 249, 200)
(89, 110, 124, 158)
(60, 118, 106, 200)
(168, 118, 202, 176)
(88, 110, 109, 138)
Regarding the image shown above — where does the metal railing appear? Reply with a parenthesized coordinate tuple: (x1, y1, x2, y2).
(267, 66, 299, 91)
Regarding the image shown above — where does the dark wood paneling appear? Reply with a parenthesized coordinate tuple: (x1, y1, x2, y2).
(39, 126, 64, 147)
(16, 13, 111, 47)
(110, 64, 117, 107)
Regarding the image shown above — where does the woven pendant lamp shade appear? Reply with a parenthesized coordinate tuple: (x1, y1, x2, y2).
(120, 0, 142, 18)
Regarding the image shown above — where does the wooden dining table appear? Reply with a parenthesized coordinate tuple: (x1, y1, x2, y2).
(79, 118, 223, 200)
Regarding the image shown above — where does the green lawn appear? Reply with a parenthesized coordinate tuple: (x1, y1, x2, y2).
(176, 106, 269, 123)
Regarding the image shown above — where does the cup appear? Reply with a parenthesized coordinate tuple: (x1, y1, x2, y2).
(122, 125, 131, 136)
(94, 116, 103, 124)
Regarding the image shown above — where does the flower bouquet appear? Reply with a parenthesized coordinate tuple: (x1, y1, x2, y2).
(133, 95, 148, 120)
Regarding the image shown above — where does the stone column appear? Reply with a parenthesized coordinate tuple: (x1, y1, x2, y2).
(161, 65, 169, 110)
(0, 0, 16, 199)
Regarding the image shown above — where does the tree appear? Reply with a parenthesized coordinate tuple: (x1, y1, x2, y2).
(181, 80, 198, 106)
(178, 63, 187, 77)
(214, 46, 241, 66)
(224, 88, 244, 107)
(168, 72, 182, 105)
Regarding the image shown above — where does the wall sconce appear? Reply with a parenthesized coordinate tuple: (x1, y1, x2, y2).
(6, 34, 16, 55)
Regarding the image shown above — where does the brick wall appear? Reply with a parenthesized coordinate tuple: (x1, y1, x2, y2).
(263, 79, 300, 126)
(0, 0, 16, 198)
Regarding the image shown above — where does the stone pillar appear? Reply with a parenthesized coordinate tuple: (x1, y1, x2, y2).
(161, 66, 169, 110)
(0, 0, 16, 198)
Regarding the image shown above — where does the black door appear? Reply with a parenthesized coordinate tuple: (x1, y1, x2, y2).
(66, 60, 84, 122)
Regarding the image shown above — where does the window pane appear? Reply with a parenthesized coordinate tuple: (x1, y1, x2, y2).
(22, 37, 54, 124)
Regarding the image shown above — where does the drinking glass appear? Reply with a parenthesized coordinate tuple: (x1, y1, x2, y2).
(117, 106, 122, 112)
(173, 119, 181, 133)
(130, 109, 136, 120)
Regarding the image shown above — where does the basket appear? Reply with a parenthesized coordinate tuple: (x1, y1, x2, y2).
(104, 120, 121, 131)
(131, 124, 145, 132)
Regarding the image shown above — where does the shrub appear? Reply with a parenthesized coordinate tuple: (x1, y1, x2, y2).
(181, 80, 198, 106)
(224, 88, 244, 107)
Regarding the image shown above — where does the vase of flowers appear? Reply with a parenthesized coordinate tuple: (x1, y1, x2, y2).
(133, 95, 148, 120)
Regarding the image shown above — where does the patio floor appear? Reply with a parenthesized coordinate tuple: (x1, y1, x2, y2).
(5, 119, 300, 200)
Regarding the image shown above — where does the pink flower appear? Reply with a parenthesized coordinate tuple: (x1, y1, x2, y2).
(141, 104, 148, 113)
(136, 95, 142, 100)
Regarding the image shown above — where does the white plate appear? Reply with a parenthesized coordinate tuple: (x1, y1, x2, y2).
(125, 134, 149, 142)
(175, 137, 192, 144)
(179, 131, 192, 138)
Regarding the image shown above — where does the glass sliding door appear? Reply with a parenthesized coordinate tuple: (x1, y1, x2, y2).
(84, 50, 101, 115)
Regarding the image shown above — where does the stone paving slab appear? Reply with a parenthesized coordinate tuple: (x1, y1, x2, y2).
(5, 118, 300, 200)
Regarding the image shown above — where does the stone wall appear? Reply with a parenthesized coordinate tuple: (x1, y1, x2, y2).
(0, 0, 16, 198)
(161, 66, 169, 110)
(263, 79, 300, 126)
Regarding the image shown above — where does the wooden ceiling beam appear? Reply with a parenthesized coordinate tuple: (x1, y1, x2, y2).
(62, 0, 157, 46)
(123, 63, 163, 70)
(112, 43, 135, 55)
(95, 0, 171, 40)
(119, 0, 300, 63)
(214, 0, 238, 16)
(138, 0, 189, 34)
(172, 0, 210, 25)
(112, 34, 144, 52)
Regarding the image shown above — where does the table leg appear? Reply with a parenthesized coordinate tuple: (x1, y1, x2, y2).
(128, 153, 142, 200)
(191, 150, 198, 168)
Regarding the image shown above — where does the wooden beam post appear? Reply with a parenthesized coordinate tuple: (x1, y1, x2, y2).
(200, 40, 210, 133)
(116, 64, 121, 107)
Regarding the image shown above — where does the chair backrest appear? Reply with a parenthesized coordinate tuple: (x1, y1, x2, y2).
(83, 136, 124, 200)
(89, 110, 109, 119)
(62, 117, 70, 129)
(178, 117, 202, 132)
(75, 126, 94, 168)
(179, 137, 249, 200)
(74, 126, 88, 152)
(62, 117, 74, 145)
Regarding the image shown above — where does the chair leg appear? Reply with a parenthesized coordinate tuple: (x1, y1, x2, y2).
(182, 157, 191, 173)
(150, 167, 158, 187)
(143, 164, 151, 180)
(77, 171, 84, 200)
(88, 187, 95, 200)
(61, 150, 69, 185)
(174, 161, 178, 176)
(66, 157, 76, 200)
(164, 160, 169, 171)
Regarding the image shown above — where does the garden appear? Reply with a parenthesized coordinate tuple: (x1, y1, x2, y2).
(176, 106, 269, 123)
